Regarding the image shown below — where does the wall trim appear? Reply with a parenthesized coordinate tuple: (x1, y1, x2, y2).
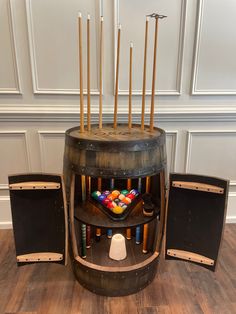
(191, 0, 236, 95)
(0, 222, 12, 229)
(114, 0, 187, 95)
(185, 130, 236, 186)
(0, 0, 21, 94)
(25, 0, 101, 95)
(226, 217, 236, 223)
(1, 104, 236, 122)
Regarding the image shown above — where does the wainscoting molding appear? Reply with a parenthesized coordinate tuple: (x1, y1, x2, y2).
(191, 0, 236, 95)
(185, 130, 236, 186)
(38, 130, 65, 172)
(114, 0, 187, 95)
(166, 130, 178, 173)
(0, 0, 21, 94)
(25, 0, 101, 95)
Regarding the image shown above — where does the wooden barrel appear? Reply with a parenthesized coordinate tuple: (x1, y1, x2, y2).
(63, 123, 166, 296)
(72, 252, 159, 296)
(63, 123, 166, 189)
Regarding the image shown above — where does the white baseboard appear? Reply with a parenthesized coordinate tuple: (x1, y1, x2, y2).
(0, 221, 12, 229)
(226, 216, 236, 223)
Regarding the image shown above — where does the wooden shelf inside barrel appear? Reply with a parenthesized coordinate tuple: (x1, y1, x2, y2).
(74, 200, 160, 228)
(84, 235, 152, 267)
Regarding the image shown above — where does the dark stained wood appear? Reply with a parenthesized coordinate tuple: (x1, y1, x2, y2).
(64, 123, 167, 296)
(166, 173, 229, 271)
(8, 173, 68, 266)
(64, 124, 166, 179)
(85, 235, 151, 267)
(74, 200, 160, 228)
(0, 225, 235, 313)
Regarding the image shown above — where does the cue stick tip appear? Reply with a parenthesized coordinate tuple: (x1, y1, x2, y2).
(130, 42, 133, 48)
(87, 14, 90, 20)
(100, 16, 104, 21)
(146, 16, 150, 22)
(118, 24, 121, 30)
(78, 12, 82, 18)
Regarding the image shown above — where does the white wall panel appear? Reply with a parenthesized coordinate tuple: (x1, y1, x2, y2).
(192, 0, 236, 95)
(115, 0, 186, 95)
(166, 131, 178, 174)
(0, 197, 12, 228)
(186, 130, 236, 183)
(1, 0, 236, 227)
(0, 131, 31, 185)
(38, 131, 65, 173)
(227, 192, 236, 223)
(26, 0, 101, 94)
(185, 130, 236, 222)
(0, 0, 21, 94)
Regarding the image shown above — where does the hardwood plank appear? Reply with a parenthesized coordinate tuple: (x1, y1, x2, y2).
(0, 225, 235, 314)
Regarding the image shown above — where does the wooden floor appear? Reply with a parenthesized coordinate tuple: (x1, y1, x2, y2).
(0, 225, 235, 314)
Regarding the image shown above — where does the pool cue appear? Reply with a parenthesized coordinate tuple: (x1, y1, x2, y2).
(86, 176, 91, 248)
(87, 15, 91, 131)
(126, 178, 132, 240)
(128, 42, 133, 129)
(99, 16, 104, 129)
(114, 25, 121, 129)
(143, 176, 151, 253)
(110, 178, 115, 190)
(149, 14, 168, 131)
(135, 178, 142, 244)
(141, 16, 149, 131)
(107, 178, 114, 239)
(96, 177, 102, 242)
(81, 175, 87, 258)
(78, 12, 84, 133)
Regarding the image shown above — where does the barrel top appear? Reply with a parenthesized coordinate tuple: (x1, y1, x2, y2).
(66, 123, 164, 143)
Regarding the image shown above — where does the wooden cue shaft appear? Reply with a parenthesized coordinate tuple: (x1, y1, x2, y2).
(99, 16, 103, 129)
(143, 176, 151, 253)
(78, 12, 84, 133)
(146, 176, 151, 193)
(128, 42, 133, 129)
(114, 25, 121, 129)
(142, 224, 149, 253)
(86, 176, 91, 196)
(87, 15, 91, 131)
(126, 178, 132, 239)
(81, 175, 86, 201)
(150, 16, 159, 132)
(81, 175, 87, 257)
(96, 177, 102, 239)
(97, 177, 102, 191)
(141, 17, 149, 131)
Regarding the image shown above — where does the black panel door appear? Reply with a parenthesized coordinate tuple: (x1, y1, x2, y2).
(9, 173, 68, 266)
(165, 173, 229, 271)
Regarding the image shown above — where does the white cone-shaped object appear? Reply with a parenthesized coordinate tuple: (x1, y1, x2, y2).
(109, 233, 127, 261)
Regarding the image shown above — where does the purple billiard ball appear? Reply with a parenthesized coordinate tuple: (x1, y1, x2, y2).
(98, 194, 106, 202)
(130, 189, 139, 196)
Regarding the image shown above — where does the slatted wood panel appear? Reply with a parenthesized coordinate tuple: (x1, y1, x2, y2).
(0, 225, 235, 313)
